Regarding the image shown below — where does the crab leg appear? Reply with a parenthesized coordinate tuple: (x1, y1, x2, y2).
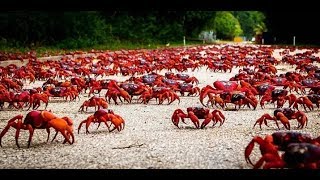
(188, 111, 200, 129)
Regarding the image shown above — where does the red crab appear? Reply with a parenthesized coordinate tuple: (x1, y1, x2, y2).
(245, 132, 320, 169)
(253, 108, 308, 130)
(0, 110, 74, 148)
(78, 109, 125, 134)
(213, 80, 238, 92)
(171, 106, 225, 129)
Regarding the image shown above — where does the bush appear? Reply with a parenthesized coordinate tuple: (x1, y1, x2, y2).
(214, 11, 243, 40)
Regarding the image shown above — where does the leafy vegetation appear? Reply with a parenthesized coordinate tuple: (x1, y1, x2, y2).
(233, 11, 267, 39)
(213, 11, 243, 40)
(0, 11, 267, 51)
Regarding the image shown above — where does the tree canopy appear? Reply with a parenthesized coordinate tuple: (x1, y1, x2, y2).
(233, 11, 267, 39)
(213, 11, 243, 40)
(0, 11, 267, 49)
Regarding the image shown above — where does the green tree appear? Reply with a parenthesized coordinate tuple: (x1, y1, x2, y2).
(1, 11, 268, 49)
(0, 11, 109, 48)
(184, 11, 216, 38)
(103, 11, 184, 44)
(60, 11, 108, 48)
(213, 11, 243, 40)
(233, 11, 267, 39)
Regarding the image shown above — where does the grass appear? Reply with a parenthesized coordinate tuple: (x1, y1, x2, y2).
(3, 39, 318, 59)
(0, 40, 209, 58)
(271, 44, 320, 48)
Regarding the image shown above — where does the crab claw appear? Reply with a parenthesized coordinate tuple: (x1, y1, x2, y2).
(212, 109, 225, 126)
(244, 139, 256, 165)
(171, 109, 186, 128)
(253, 114, 277, 130)
(188, 111, 200, 129)
(276, 112, 290, 130)
(0, 114, 24, 148)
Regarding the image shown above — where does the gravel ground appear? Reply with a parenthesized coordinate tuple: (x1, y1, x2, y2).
(0, 48, 320, 169)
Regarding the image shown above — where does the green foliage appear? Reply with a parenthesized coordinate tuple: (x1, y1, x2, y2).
(0, 11, 267, 50)
(59, 12, 108, 46)
(234, 24, 243, 37)
(184, 11, 216, 37)
(0, 11, 109, 48)
(213, 11, 243, 40)
(233, 11, 267, 38)
(254, 24, 267, 36)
